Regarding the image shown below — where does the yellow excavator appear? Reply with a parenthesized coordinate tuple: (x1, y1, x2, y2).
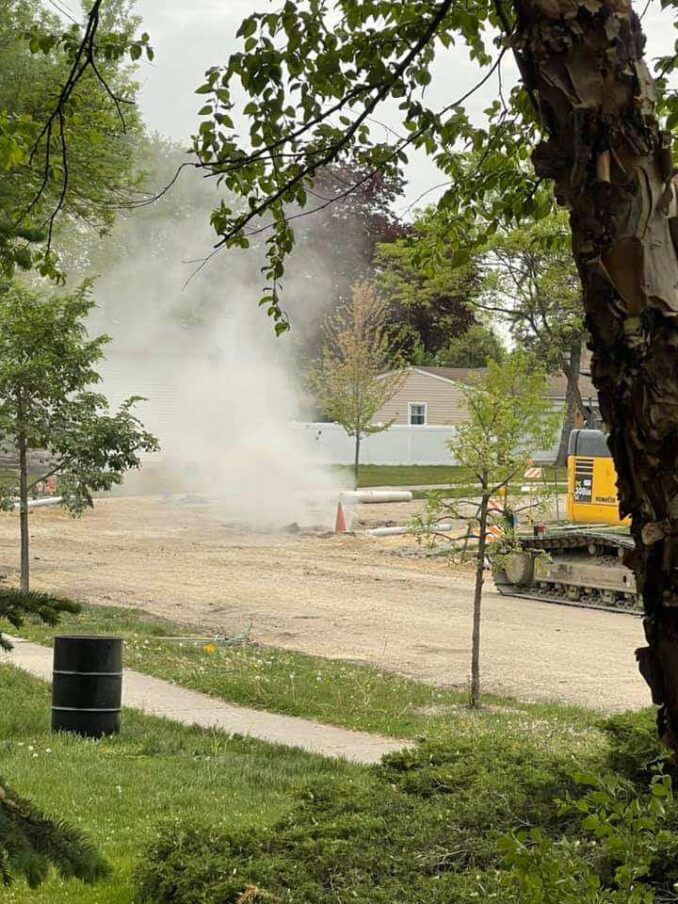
(565, 429, 627, 526)
(493, 428, 639, 612)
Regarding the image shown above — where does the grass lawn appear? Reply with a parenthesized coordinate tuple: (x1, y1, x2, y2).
(136, 703, 667, 904)
(16, 603, 600, 740)
(337, 463, 567, 490)
(352, 464, 473, 487)
(0, 664, 355, 904)
(5, 605, 660, 903)
(409, 483, 568, 502)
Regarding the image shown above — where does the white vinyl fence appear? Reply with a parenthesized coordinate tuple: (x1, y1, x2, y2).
(295, 423, 458, 466)
(294, 422, 559, 467)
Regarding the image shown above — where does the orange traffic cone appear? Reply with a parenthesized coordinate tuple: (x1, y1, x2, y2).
(335, 500, 347, 533)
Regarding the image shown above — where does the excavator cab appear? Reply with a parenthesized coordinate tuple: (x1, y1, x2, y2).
(566, 429, 626, 526)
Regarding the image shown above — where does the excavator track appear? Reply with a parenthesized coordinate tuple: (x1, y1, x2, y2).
(495, 587, 641, 616)
(517, 530, 635, 554)
(493, 529, 642, 614)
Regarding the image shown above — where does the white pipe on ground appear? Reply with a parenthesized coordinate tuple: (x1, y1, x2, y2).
(12, 496, 63, 511)
(341, 490, 413, 504)
(366, 521, 456, 538)
(366, 526, 409, 537)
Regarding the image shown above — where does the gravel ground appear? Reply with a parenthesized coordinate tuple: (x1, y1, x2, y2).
(0, 495, 649, 713)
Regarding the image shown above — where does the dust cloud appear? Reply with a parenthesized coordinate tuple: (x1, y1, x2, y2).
(88, 169, 343, 528)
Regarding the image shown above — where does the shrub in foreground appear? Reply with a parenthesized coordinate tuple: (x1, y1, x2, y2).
(0, 776, 109, 888)
(496, 770, 678, 903)
(135, 710, 678, 904)
(135, 734, 580, 903)
(0, 587, 80, 651)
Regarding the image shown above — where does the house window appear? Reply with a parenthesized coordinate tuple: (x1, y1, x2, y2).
(409, 403, 427, 426)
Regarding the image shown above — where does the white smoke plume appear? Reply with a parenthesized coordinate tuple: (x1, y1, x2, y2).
(87, 166, 343, 528)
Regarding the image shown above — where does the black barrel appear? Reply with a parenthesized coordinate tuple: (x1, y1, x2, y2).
(51, 636, 123, 738)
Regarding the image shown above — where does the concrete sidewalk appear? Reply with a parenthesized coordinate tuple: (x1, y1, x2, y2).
(1, 638, 411, 765)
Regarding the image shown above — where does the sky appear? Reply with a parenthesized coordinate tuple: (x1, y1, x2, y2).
(128, 0, 678, 215)
(130, 0, 503, 211)
(48, 0, 678, 211)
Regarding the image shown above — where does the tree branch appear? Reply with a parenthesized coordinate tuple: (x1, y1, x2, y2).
(212, 0, 456, 246)
(17, 1, 143, 249)
(210, 6, 502, 252)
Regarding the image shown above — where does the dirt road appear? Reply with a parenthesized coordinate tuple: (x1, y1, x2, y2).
(1, 496, 649, 712)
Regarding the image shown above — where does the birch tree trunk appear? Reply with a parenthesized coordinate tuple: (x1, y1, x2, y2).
(513, 0, 678, 750)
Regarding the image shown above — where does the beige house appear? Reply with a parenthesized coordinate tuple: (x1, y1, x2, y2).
(374, 366, 598, 427)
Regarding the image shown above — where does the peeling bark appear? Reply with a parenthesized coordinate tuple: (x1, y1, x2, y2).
(513, 0, 678, 752)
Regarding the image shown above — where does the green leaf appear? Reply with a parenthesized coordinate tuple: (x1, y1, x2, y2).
(238, 17, 257, 39)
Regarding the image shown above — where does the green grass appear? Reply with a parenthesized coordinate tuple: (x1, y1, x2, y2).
(351, 464, 473, 487)
(17, 603, 600, 741)
(136, 707, 669, 904)
(4, 605, 651, 903)
(0, 663, 355, 904)
(336, 465, 567, 499)
(410, 483, 568, 501)
(336, 464, 567, 490)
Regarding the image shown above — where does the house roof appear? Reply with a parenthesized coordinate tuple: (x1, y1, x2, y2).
(545, 372, 598, 402)
(410, 366, 598, 401)
(414, 366, 487, 383)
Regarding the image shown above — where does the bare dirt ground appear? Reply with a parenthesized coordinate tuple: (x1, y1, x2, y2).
(0, 496, 649, 712)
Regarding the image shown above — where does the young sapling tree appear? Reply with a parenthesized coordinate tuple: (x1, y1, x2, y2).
(308, 282, 405, 487)
(0, 281, 159, 593)
(414, 354, 558, 708)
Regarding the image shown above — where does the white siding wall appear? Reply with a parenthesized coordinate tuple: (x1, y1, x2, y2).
(374, 370, 467, 426)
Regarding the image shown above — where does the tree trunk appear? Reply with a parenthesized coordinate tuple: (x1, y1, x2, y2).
(470, 492, 489, 708)
(554, 338, 584, 467)
(18, 433, 29, 594)
(514, 1, 678, 751)
(354, 433, 361, 490)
